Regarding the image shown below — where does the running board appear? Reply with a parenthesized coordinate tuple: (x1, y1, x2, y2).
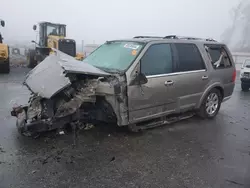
(128, 112, 195, 132)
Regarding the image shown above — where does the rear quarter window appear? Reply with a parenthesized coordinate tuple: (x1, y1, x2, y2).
(205, 44, 232, 69)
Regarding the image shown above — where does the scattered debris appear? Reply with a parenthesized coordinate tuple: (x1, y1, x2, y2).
(110, 157, 115, 162)
(59, 131, 65, 135)
(41, 155, 52, 165)
(84, 123, 95, 130)
(217, 157, 224, 162)
(226, 179, 244, 186)
(226, 133, 236, 137)
(0, 147, 5, 153)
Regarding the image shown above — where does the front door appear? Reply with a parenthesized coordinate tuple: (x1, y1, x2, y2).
(127, 43, 177, 123)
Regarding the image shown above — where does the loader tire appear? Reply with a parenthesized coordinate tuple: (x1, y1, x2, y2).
(0, 58, 10, 74)
(27, 49, 37, 68)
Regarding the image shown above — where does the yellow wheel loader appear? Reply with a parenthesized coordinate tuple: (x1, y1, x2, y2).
(27, 21, 84, 68)
(0, 20, 10, 74)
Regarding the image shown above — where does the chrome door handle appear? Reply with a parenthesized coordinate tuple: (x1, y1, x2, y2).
(164, 80, 174, 86)
(202, 76, 208, 80)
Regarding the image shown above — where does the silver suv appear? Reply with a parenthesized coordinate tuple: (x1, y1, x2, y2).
(11, 35, 236, 135)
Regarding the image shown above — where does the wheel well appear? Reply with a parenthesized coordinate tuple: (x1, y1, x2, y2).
(80, 96, 117, 124)
(214, 86, 224, 99)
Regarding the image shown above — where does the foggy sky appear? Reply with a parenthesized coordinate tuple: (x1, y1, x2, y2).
(1, 0, 240, 45)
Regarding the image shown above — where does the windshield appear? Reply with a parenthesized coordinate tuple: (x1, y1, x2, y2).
(47, 24, 65, 36)
(83, 41, 144, 72)
(243, 59, 250, 67)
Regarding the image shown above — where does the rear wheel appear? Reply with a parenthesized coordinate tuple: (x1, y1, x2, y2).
(241, 83, 249, 92)
(27, 49, 37, 68)
(197, 88, 222, 119)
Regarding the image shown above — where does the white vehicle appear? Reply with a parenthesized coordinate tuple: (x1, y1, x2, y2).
(240, 59, 250, 91)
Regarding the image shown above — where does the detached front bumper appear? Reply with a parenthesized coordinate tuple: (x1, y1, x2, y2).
(11, 106, 72, 136)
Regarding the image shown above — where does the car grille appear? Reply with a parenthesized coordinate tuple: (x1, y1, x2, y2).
(58, 39, 76, 57)
(244, 72, 250, 77)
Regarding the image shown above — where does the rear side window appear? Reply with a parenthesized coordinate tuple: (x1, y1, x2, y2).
(205, 45, 232, 69)
(175, 43, 205, 72)
(141, 44, 173, 76)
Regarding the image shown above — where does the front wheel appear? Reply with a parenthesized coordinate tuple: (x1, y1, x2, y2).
(27, 49, 37, 68)
(197, 88, 222, 119)
(0, 59, 10, 74)
(241, 83, 249, 92)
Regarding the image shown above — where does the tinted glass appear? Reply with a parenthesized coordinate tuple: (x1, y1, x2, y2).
(141, 44, 173, 76)
(175, 43, 205, 72)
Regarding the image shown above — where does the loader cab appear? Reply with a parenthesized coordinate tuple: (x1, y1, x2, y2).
(32, 21, 76, 58)
(33, 22, 66, 47)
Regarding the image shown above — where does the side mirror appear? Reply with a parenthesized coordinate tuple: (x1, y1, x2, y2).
(130, 71, 148, 85)
(0, 20, 5, 27)
(31, 40, 40, 46)
(33, 25, 37, 30)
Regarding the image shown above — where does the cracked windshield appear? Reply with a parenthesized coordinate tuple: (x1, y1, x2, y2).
(83, 42, 144, 72)
(0, 0, 250, 187)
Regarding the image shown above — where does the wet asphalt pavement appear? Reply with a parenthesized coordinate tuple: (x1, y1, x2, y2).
(0, 68, 250, 188)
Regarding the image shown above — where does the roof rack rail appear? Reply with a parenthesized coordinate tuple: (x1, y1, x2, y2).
(163, 35, 217, 42)
(205, 38, 217, 42)
(133, 36, 163, 39)
(163, 35, 179, 39)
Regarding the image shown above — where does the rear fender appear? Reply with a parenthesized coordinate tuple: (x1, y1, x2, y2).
(197, 82, 224, 108)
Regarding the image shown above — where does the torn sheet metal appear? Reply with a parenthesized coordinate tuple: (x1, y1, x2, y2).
(24, 50, 110, 99)
(25, 55, 71, 99)
(53, 49, 110, 76)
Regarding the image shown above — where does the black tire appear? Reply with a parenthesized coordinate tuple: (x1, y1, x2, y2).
(241, 83, 249, 92)
(0, 59, 10, 74)
(27, 49, 37, 68)
(197, 88, 222, 119)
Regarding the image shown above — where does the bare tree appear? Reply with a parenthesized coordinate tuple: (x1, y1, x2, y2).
(221, 0, 250, 52)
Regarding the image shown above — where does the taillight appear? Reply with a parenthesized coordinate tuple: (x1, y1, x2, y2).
(232, 69, 236, 82)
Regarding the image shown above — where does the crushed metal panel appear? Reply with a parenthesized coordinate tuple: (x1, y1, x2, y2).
(25, 50, 111, 99)
(54, 49, 111, 76)
(25, 55, 71, 99)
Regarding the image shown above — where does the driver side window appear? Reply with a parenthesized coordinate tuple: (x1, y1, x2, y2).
(141, 44, 173, 76)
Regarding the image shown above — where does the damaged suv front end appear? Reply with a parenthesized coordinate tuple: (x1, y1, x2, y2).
(11, 41, 144, 136)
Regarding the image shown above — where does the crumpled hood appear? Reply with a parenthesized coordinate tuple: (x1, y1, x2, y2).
(24, 49, 110, 99)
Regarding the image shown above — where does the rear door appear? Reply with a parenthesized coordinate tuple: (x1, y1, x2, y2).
(127, 43, 177, 123)
(168, 43, 209, 112)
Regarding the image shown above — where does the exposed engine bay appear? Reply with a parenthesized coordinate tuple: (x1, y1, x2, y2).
(11, 50, 127, 136)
